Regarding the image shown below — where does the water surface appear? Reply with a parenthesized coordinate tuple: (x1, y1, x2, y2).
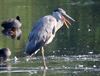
(0, 54, 100, 76)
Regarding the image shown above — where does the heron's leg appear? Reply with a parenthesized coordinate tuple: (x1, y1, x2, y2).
(26, 53, 34, 62)
(41, 47, 47, 69)
(43, 69, 47, 76)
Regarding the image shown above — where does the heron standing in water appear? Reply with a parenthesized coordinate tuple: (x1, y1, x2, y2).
(25, 8, 75, 69)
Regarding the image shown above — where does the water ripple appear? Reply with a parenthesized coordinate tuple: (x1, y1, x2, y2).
(0, 54, 100, 74)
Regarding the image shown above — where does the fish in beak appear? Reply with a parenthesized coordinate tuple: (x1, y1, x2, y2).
(62, 13, 75, 29)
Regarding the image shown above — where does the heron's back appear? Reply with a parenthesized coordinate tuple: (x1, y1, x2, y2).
(25, 15, 57, 55)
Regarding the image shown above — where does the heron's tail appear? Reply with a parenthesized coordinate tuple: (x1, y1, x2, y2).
(25, 41, 45, 56)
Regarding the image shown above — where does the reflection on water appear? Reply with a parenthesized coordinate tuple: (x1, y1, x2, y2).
(0, 54, 100, 76)
(0, 63, 11, 71)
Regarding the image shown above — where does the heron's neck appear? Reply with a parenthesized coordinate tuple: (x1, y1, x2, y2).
(52, 12, 64, 32)
(56, 20, 63, 32)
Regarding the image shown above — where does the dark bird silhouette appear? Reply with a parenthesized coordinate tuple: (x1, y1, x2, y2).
(0, 48, 11, 62)
(1, 16, 22, 40)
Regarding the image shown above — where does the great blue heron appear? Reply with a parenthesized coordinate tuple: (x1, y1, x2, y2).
(1, 16, 22, 40)
(25, 8, 75, 69)
(0, 48, 11, 62)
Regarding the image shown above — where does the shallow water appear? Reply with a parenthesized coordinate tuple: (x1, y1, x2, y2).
(0, 54, 100, 76)
(0, 0, 100, 76)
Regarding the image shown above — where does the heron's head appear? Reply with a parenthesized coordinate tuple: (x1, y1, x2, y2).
(53, 8, 75, 28)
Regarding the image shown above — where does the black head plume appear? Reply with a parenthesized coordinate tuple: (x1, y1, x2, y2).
(16, 16, 21, 21)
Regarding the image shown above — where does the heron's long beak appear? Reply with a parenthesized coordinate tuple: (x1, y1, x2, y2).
(62, 14, 75, 29)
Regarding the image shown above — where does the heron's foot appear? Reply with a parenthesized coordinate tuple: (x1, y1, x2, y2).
(26, 56, 35, 62)
(45, 66, 48, 70)
(41, 66, 48, 70)
(26, 56, 31, 62)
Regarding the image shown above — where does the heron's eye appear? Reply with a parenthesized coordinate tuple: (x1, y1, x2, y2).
(54, 9, 58, 12)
